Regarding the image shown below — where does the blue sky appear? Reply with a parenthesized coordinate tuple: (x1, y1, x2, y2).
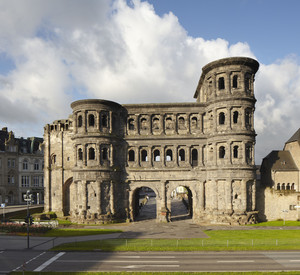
(0, 0, 300, 162)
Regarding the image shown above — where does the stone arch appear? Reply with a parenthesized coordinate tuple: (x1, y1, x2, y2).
(63, 177, 73, 216)
(129, 183, 159, 222)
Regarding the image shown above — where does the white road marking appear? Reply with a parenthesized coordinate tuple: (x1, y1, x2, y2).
(0, 251, 4, 254)
(13, 252, 46, 271)
(57, 260, 178, 263)
(34, 252, 65, 272)
(290, 260, 300, 262)
(217, 260, 255, 263)
(114, 255, 176, 259)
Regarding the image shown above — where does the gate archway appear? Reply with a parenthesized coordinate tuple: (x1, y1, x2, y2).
(131, 186, 157, 221)
(63, 177, 73, 216)
(170, 185, 193, 221)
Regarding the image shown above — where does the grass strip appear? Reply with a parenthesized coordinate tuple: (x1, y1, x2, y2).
(51, 229, 300, 251)
(9, 271, 300, 275)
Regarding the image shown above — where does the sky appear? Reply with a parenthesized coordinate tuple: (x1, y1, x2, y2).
(0, 0, 300, 163)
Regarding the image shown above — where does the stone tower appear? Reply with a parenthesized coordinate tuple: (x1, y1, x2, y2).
(44, 57, 260, 225)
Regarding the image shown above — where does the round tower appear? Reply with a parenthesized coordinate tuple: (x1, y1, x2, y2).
(195, 57, 259, 224)
(70, 99, 127, 223)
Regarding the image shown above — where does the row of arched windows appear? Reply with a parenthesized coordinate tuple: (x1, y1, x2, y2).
(77, 146, 109, 162)
(277, 183, 295, 191)
(128, 148, 199, 166)
(218, 110, 252, 126)
(128, 115, 199, 132)
(77, 113, 108, 128)
(217, 73, 251, 91)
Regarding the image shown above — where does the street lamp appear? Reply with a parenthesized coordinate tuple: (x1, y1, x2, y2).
(23, 190, 34, 249)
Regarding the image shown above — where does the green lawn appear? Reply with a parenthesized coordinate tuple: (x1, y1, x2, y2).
(51, 229, 300, 251)
(9, 272, 300, 275)
(249, 220, 300, 226)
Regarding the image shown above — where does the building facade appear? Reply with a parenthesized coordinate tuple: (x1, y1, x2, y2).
(44, 57, 259, 225)
(0, 127, 44, 205)
(258, 128, 300, 221)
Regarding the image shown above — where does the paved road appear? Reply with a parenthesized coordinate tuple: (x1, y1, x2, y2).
(3, 250, 300, 273)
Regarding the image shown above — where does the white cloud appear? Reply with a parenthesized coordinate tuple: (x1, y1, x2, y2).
(0, 0, 299, 163)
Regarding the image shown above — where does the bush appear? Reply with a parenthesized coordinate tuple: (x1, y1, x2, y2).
(0, 222, 52, 234)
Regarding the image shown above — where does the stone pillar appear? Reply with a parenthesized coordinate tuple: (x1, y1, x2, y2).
(97, 180, 102, 215)
(241, 179, 247, 213)
(109, 111, 113, 133)
(199, 181, 205, 211)
(81, 180, 87, 218)
(159, 181, 169, 222)
(252, 180, 256, 211)
(110, 180, 115, 215)
(226, 180, 233, 213)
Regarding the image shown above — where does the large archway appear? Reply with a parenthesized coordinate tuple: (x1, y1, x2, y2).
(131, 186, 157, 221)
(170, 185, 193, 221)
(63, 177, 73, 216)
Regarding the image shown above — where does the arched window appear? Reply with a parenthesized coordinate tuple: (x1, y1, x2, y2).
(102, 114, 108, 127)
(245, 111, 251, 126)
(287, 183, 290, 190)
(153, 118, 159, 130)
(88, 148, 95, 160)
(291, 183, 295, 190)
(141, 150, 147, 162)
(78, 115, 82, 127)
(141, 118, 147, 130)
(219, 146, 225, 159)
(154, 149, 160, 161)
(282, 183, 285, 190)
(219, 112, 225, 125)
(192, 148, 198, 166)
(78, 148, 83, 160)
(128, 118, 135, 130)
(179, 149, 185, 161)
(88, 114, 95, 127)
(191, 117, 198, 129)
(233, 146, 239, 158)
(128, 150, 135, 161)
(277, 183, 280, 190)
(102, 148, 108, 160)
(218, 77, 225, 90)
(246, 145, 252, 161)
(166, 117, 173, 130)
(233, 75, 238, 88)
(178, 117, 185, 129)
(23, 159, 28, 170)
(233, 111, 239, 124)
(166, 149, 173, 161)
(34, 160, 39, 170)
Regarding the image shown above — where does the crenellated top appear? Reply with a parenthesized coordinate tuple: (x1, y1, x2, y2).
(194, 57, 259, 103)
(44, 119, 72, 133)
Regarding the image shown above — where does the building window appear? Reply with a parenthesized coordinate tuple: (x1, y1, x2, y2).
(128, 150, 135, 161)
(7, 159, 11, 168)
(102, 147, 108, 160)
(8, 175, 14, 184)
(191, 117, 198, 129)
(219, 112, 225, 125)
(128, 119, 135, 130)
(218, 77, 225, 90)
(154, 150, 160, 162)
(287, 183, 291, 190)
(152, 118, 159, 130)
(23, 159, 28, 170)
(88, 114, 95, 127)
(166, 117, 173, 130)
(245, 110, 251, 126)
(141, 150, 147, 162)
(179, 149, 185, 161)
(166, 149, 173, 161)
(282, 183, 285, 190)
(34, 161, 39, 170)
(178, 117, 185, 129)
(102, 114, 108, 127)
(246, 145, 252, 161)
(232, 75, 238, 88)
(291, 183, 295, 190)
(88, 148, 95, 160)
(21, 176, 30, 187)
(33, 176, 39, 187)
(277, 183, 280, 190)
(233, 146, 239, 158)
(219, 146, 225, 159)
(233, 111, 239, 124)
(78, 115, 83, 127)
(78, 148, 83, 160)
(141, 118, 147, 130)
(191, 149, 198, 166)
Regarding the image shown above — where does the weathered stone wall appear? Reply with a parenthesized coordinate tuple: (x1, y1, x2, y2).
(44, 57, 260, 225)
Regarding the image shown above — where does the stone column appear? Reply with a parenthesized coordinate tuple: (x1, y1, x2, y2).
(81, 180, 87, 219)
(109, 111, 113, 133)
(252, 180, 256, 211)
(97, 180, 102, 216)
(159, 181, 169, 222)
(226, 180, 232, 213)
(241, 179, 247, 213)
(110, 180, 115, 215)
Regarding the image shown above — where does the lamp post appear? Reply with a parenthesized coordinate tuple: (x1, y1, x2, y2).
(23, 190, 33, 249)
(281, 210, 288, 225)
